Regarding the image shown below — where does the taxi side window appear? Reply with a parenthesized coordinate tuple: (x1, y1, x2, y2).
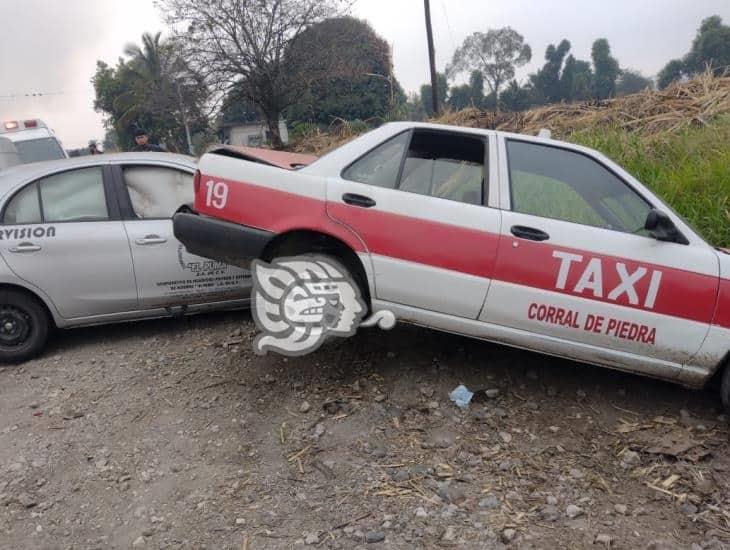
(342, 132, 410, 188)
(397, 131, 484, 205)
(3, 167, 108, 224)
(123, 166, 193, 219)
(507, 140, 651, 233)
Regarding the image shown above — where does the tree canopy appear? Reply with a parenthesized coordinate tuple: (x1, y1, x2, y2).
(158, 0, 348, 147)
(419, 72, 448, 117)
(447, 28, 531, 109)
(284, 17, 404, 125)
(591, 38, 620, 99)
(92, 32, 208, 152)
(659, 16, 730, 88)
(616, 69, 653, 96)
(529, 39, 572, 104)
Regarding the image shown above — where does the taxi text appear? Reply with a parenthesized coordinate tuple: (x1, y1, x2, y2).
(528, 302, 656, 345)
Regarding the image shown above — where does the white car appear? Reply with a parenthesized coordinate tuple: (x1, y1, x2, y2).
(0, 153, 251, 361)
(174, 122, 730, 410)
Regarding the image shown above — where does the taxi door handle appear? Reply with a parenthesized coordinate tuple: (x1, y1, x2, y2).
(9, 242, 42, 253)
(510, 225, 550, 242)
(135, 235, 167, 245)
(342, 193, 376, 208)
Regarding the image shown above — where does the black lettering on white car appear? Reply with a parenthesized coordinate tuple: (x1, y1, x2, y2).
(0, 226, 56, 240)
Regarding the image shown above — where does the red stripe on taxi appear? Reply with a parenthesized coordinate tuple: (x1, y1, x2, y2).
(196, 175, 726, 328)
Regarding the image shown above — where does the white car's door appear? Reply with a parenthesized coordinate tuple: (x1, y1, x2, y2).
(115, 163, 251, 308)
(483, 136, 719, 367)
(0, 164, 138, 318)
(326, 128, 500, 318)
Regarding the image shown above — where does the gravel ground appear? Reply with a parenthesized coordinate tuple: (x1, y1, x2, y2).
(1, 311, 729, 549)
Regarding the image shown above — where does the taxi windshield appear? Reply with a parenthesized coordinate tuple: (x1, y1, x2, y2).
(13, 137, 66, 163)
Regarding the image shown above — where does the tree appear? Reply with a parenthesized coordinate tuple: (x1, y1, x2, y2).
(92, 32, 208, 152)
(102, 128, 118, 152)
(468, 70, 485, 107)
(500, 80, 531, 111)
(447, 84, 472, 111)
(159, 0, 348, 148)
(447, 70, 485, 110)
(658, 59, 687, 89)
(616, 69, 653, 96)
(285, 17, 403, 125)
(529, 39, 571, 104)
(219, 91, 261, 126)
(419, 72, 447, 117)
(658, 16, 730, 88)
(557, 55, 576, 102)
(447, 28, 531, 111)
(591, 38, 620, 99)
(561, 57, 593, 101)
(684, 16, 730, 74)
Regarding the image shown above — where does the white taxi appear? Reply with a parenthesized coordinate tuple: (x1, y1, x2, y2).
(174, 122, 730, 410)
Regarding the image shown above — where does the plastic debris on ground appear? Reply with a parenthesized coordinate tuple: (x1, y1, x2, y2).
(449, 384, 474, 409)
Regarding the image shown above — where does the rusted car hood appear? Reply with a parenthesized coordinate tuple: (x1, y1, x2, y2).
(207, 145, 317, 170)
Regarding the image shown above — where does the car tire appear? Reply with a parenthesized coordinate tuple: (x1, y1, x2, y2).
(0, 290, 50, 363)
(266, 252, 369, 323)
(269, 252, 368, 304)
(721, 364, 730, 414)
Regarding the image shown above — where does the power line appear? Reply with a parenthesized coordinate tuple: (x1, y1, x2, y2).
(440, 0, 456, 52)
(0, 91, 66, 100)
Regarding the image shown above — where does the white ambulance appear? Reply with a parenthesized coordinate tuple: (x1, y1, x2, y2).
(0, 119, 68, 168)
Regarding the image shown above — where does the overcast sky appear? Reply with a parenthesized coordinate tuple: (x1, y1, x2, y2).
(1, 0, 728, 149)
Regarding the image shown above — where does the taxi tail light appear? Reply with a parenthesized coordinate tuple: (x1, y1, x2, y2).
(193, 169, 201, 193)
(3, 121, 18, 130)
(23, 120, 38, 128)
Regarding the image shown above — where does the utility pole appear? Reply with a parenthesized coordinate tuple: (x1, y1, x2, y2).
(423, 0, 439, 116)
(176, 80, 194, 155)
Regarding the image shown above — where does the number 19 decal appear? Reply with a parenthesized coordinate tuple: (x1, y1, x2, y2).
(205, 180, 229, 209)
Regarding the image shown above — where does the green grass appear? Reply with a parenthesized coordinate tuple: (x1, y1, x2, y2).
(567, 116, 730, 247)
(511, 170, 611, 228)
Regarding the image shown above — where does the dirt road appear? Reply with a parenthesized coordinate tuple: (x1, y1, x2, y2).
(1, 312, 728, 549)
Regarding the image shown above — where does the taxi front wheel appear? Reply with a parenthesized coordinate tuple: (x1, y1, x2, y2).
(0, 290, 50, 363)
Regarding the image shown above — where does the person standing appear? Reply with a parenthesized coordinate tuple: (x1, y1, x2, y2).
(132, 128, 166, 152)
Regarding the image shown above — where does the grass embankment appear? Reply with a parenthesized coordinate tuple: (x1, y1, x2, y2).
(568, 116, 730, 247)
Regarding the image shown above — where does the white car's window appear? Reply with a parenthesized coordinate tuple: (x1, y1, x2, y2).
(342, 131, 410, 188)
(3, 182, 42, 224)
(14, 137, 66, 163)
(398, 131, 484, 205)
(39, 167, 108, 222)
(507, 140, 651, 233)
(123, 166, 193, 219)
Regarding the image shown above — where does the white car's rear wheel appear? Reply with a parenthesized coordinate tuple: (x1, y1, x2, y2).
(0, 290, 49, 363)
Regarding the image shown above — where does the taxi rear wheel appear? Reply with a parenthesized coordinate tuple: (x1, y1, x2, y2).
(0, 290, 50, 363)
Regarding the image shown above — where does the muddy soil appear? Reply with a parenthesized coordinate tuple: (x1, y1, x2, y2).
(1, 311, 728, 549)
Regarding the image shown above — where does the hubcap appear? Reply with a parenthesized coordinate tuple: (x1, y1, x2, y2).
(0, 306, 31, 347)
